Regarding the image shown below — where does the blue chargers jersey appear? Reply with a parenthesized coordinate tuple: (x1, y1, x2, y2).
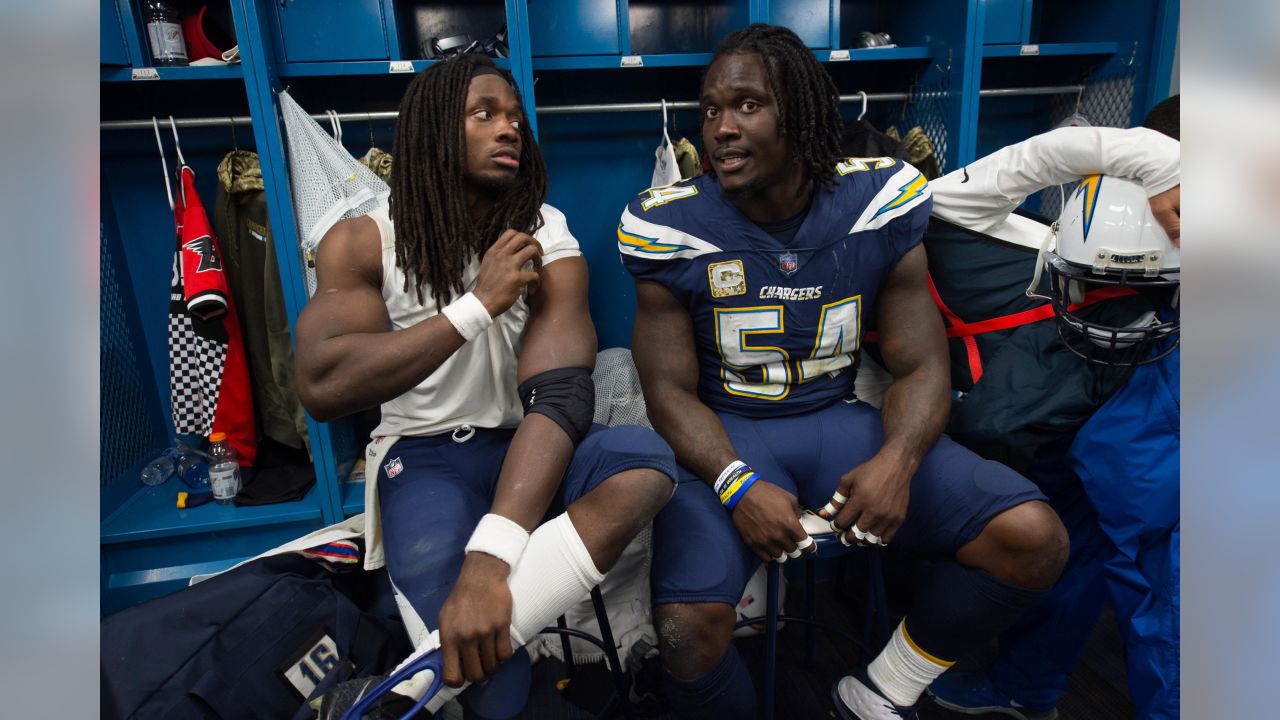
(619, 158, 932, 417)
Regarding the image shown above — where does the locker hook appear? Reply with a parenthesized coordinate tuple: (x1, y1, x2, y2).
(151, 117, 174, 211)
(229, 117, 239, 151)
(857, 91, 868, 121)
(367, 112, 376, 151)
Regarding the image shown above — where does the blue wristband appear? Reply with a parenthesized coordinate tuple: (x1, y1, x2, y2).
(716, 462, 760, 511)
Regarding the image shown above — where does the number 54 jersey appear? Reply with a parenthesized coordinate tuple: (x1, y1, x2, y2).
(618, 158, 932, 418)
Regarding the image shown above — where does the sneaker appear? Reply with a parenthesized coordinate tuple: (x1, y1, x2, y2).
(314, 675, 422, 720)
(831, 670, 919, 720)
(927, 669, 1058, 720)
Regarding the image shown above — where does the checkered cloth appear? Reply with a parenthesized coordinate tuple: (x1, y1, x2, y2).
(166, 164, 256, 464)
(167, 285, 229, 436)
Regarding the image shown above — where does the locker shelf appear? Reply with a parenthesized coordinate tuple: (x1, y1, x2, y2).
(982, 41, 1118, 58)
(100, 64, 245, 83)
(342, 480, 366, 517)
(533, 53, 712, 70)
(276, 57, 510, 77)
(813, 46, 934, 62)
(531, 46, 932, 71)
(101, 479, 325, 545)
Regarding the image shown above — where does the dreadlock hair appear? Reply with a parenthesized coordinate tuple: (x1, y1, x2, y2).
(390, 54, 548, 307)
(708, 24, 846, 189)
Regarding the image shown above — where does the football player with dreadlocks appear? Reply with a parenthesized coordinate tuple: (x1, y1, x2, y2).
(295, 54, 675, 719)
(619, 24, 1068, 719)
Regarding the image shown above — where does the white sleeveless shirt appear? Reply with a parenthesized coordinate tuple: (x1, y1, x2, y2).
(366, 203, 582, 439)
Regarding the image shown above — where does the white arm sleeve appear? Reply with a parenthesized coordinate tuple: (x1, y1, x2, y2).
(930, 126, 1180, 234)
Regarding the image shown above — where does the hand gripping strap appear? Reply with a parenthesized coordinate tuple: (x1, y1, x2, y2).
(517, 366, 595, 446)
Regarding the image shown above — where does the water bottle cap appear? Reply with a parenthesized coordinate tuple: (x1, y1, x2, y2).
(209, 432, 227, 442)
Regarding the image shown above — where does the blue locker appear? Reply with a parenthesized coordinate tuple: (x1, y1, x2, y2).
(528, 0, 622, 56)
(101, 0, 131, 66)
(275, 0, 390, 62)
(984, 0, 1032, 45)
(767, 0, 832, 49)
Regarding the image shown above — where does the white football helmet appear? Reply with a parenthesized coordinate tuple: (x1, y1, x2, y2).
(1042, 174, 1179, 366)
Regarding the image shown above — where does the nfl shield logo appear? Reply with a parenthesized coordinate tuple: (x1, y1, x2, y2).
(779, 252, 799, 276)
(384, 457, 404, 479)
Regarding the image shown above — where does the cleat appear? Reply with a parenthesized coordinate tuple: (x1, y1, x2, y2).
(831, 670, 920, 720)
(928, 669, 1058, 720)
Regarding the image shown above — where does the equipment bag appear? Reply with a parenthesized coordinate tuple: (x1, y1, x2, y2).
(101, 549, 409, 720)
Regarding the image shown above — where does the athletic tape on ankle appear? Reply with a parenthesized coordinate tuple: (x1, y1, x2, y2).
(715, 460, 759, 511)
(441, 292, 493, 342)
(465, 513, 530, 567)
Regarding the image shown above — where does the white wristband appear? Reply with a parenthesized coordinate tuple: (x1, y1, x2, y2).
(441, 292, 493, 342)
(714, 460, 748, 496)
(464, 513, 530, 568)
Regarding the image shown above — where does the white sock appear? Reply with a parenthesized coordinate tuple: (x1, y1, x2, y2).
(866, 621, 953, 707)
(392, 512, 606, 710)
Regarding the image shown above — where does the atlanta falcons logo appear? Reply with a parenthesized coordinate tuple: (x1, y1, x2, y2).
(183, 235, 223, 273)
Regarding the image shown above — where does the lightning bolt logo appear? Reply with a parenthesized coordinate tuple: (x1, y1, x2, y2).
(183, 235, 223, 273)
(1076, 175, 1103, 243)
(617, 224, 693, 255)
(871, 172, 928, 220)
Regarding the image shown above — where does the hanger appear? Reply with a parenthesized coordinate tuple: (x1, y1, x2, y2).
(366, 112, 377, 153)
(327, 110, 343, 146)
(857, 91, 868, 122)
(1055, 81, 1092, 129)
(229, 116, 239, 151)
(151, 117, 174, 211)
(168, 115, 187, 167)
(660, 99, 673, 147)
(168, 115, 187, 206)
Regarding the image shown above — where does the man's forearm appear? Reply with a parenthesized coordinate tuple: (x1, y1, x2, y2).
(648, 386, 738, 486)
(488, 414, 576, 531)
(300, 315, 466, 421)
(877, 366, 950, 473)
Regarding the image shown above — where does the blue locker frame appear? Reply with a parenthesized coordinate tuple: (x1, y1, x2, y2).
(100, 0, 1180, 614)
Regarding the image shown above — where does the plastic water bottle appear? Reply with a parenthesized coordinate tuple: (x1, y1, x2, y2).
(139, 448, 180, 486)
(207, 433, 242, 505)
(142, 0, 188, 67)
(177, 453, 210, 491)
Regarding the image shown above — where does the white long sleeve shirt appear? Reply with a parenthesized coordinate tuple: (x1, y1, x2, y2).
(928, 126, 1180, 248)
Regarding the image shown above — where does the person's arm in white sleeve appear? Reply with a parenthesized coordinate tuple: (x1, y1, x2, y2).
(929, 126, 1180, 235)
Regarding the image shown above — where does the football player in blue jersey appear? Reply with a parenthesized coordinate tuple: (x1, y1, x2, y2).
(618, 24, 1069, 719)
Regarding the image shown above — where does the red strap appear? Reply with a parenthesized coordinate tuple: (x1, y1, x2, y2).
(864, 277, 1138, 387)
(942, 286, 1136, 338)
(926, 274, 984, 383)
